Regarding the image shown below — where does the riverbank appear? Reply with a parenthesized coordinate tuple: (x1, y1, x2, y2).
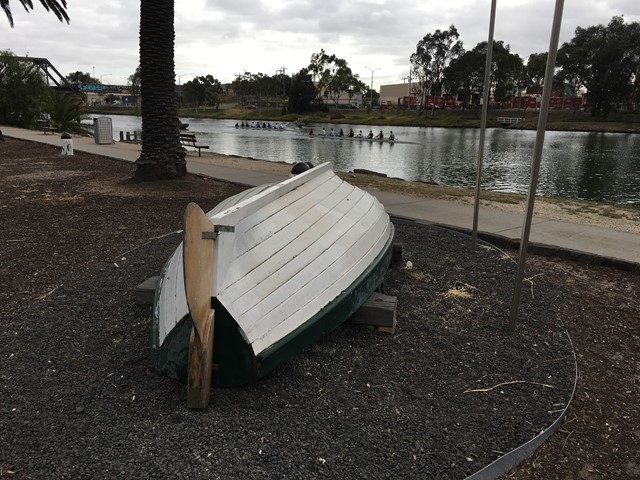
(88, 106, 640, 134)
(191, 151, 640, 235)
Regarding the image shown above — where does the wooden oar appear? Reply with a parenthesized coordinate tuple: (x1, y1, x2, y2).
(183, 202, 216, 409)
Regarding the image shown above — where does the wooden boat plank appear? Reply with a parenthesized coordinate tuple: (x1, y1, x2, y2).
(210, 166, 335, 293)
(209, 164, 333, 228)
(239, 172, 341, 233)
(157, 249, 187, 343)
(241, 200, 383, 345)
(155, 183, 283, 346)
(226, 176, 346, 273)
(227, 192, 374, 324)
(221, 183, 359, 299)
(253, 218, 392, 354)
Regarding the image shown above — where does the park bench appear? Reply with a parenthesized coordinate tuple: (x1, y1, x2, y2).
(497, 117, 524, 127)
(180, 133, 209, 157)
(37, 120, 59, 135)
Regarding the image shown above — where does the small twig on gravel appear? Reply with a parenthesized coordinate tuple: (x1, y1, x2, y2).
(463, 380, 554, 393)
(38, 285, 61, 300)
(454, 281, 479, 291)
(524, 273, 544, 299)
(561, 429, 574, 450)
(113, 230, 182, 260)
(6, 239, 26, 242)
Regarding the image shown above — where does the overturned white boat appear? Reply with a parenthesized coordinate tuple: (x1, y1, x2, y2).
(151, 163, 394, 397)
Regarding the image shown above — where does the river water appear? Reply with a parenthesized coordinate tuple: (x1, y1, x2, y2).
(93, 114, 640, 204)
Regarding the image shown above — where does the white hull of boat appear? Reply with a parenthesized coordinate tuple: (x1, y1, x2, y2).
(152, 163, 394, 386)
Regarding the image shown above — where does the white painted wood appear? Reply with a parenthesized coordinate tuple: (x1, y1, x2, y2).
(220, 175, 345, 287)
(156, 163, 392, 356)
(254, 220, 392, 353)
(247, 211, 390, 353)
(210, 166, 335, 295)
(228, 191, 374, 323)
(156, 248, 187, 344)
(221, 181, 358, 303)
(156, 184, 272, 346)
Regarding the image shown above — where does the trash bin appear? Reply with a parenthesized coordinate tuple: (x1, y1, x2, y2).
(61, 132, 73, 156)
(93, 117, 113, 144)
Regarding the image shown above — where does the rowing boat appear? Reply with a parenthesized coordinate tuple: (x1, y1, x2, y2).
(151, 163, 394, 405)
(304, 132, 416, 145)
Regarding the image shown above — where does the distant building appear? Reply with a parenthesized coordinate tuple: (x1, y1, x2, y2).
(380, 82, 416, 108)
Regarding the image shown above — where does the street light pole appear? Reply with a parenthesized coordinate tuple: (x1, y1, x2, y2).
(364, 66, 380, 108)
(100, 73, 112, 85)
(177, 73, 192, 108)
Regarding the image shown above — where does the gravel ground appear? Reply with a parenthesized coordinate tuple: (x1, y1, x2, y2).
(0, 137, 637, 479)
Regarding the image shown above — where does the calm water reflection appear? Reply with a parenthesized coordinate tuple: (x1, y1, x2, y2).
(95, 115, 640, 204)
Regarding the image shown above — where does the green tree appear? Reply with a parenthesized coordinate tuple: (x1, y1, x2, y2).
(183, 75, 224, 111)
(525, 53, 547, 93)
(557, 16, 640, 116)
(128, 65, 141, 104)
(0, 50, 51, 127)
(104, 93, 118, 104)
(134, 0, 186, 180)
(66, 71, 98, 84)
(489, 41, 524, 104)
(2, 0, 69, 27)
(411, 25, 464, 115)
(443, 48, 485, 110)
(288, 68, 316, 114)
(346, 78, 366, 107)
(308, 49, 332, 104)
(322, 62, 360, 108)
(444, 41, 523, 108)
(47, 91, 89, 134)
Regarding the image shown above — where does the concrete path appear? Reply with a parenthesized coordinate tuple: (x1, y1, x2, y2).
(3, 125, 638, 267)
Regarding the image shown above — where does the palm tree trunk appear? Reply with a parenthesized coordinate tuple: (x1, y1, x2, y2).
(135, 0, 186, 180)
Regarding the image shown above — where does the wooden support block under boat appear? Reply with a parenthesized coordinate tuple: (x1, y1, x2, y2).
(346, 292, 397, 334)
(183, 202, 216, 408)
(392, 243, 403, 265)
(135, 276, 159, 305)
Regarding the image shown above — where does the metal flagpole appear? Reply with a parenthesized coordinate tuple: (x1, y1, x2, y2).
(509, 0, 565, 332)
(472, 0, 497, 246)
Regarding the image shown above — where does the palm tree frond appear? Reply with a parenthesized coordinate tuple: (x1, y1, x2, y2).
(37, 0, 69, 24)
(3, 0, 69, 28)
(1, 0, 15, 27)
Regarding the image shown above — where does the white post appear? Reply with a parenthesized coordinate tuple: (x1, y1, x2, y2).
(61, 136, 74, 156)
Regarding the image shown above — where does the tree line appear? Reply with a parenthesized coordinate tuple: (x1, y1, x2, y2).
(411, 17, 640, 116)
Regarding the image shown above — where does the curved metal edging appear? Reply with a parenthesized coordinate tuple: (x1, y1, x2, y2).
(464, 329, 578, 479)
(454, 224, 579, 480)
(389, 218, 579, 480)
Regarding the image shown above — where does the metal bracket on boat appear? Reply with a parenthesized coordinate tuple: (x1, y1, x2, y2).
(201, 225, 235, 240)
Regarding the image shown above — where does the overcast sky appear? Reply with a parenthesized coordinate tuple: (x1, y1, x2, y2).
(2, 0, 639, 89)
